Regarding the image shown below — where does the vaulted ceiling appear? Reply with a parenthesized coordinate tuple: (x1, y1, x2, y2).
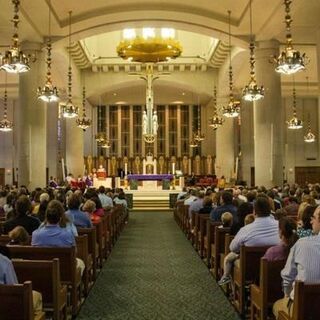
(0, 0, 319, 104)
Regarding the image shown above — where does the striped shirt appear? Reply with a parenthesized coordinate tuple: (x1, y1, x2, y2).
(281, 235, 320, 299)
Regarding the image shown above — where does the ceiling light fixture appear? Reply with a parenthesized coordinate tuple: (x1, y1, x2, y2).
(0, 74, 13, 132)
(117, 28, 182, 63)
(273, 0, 308, 75)
(60, 11, 78, 118)
(0, 0, 30, 73)
(304, 115, 316, 143)
(242, 0, 264, 101)
(76, 85, 92, 131)
(287, 85, 303, 129)
(209, 86, 224, 130)
(37, 0, 59, 102)
(223, 11, 240, 118)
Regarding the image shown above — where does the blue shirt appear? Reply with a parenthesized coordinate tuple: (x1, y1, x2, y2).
(229, 215, 280, 253)
(66, 209, 92, 228)
(0, 253, 18, 285)
(210, 204, 238, 222)
(31, 224, 75, 247)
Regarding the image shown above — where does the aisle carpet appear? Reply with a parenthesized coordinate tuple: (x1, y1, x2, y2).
(77, 211, 240, 320)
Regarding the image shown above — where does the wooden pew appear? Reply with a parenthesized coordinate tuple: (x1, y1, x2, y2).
(75, 234, 93, 296)
(13, 258, 68, 320)
(7, 245, 82, 317)
(219, 233, 235, 280)
(233, 245, 271, 316)
(197, 214, 210, 258)
(204, 221, 222, 267)
(0, 281, 45, 320)
(92, 219, 105, 268)
(211, 226, 230, 278)
(278, 281, 320, 320)
(250, 258, 286, 320)
(77, 227, 97, 280)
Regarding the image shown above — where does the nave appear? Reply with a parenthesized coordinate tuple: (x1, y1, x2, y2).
(77, 211, 240, 320)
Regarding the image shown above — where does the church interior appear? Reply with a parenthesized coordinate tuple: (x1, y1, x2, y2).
(0, 1, 320, 319)
(0, 0, 319, 189)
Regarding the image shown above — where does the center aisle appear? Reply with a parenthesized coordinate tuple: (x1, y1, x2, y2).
(77, 211, 240, 320)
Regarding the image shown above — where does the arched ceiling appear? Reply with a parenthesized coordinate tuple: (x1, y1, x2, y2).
(0, 0, 319, 102)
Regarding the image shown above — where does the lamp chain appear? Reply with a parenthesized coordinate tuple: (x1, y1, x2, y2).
(249, 0, 256, 81)
(12, 0, 20, 50)
(82, 86, 87, 117)
(228, 10, 234, 103)
(284, 0, 293, 48)
(46, 0, 52, 84)
(67, 11, 72, 102)
(292, 87, 297, 117)
(213, 86, 217, 114)
(3, 76, 8, 119)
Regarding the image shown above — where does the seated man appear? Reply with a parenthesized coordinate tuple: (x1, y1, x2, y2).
(273, 205, 320, 319)
(32, 200, 75, 247)
(210, 190, 237, 222)
(0, 250, 43, 317)
(66, 194, 92, 228)
(32, 200, 85, 276)
(218, 196, 280, 285)
(3, 195, 40, 235)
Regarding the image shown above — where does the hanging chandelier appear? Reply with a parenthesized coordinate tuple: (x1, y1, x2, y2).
(209, 86, 224, 130)
(95, 132, 111, 148)
(0, 77, 13, 132)
(223, 11, 240, 118)
(60, 11, 78, 119)
(76, 86, 92, 130)
(100, 140, 111, 148)
(189, 137, 199, 148)
(117, 28, 182, 63)
(37, 0, 59, 102)
(0, 0, 30, 73)
(304, 114, 316, 143)
(273, 0, 308, 75)
(193, 103, 205, 142)
(242, 0, 264, 101)
(95, 132, 106, 143)
(287, 87, 302, 129)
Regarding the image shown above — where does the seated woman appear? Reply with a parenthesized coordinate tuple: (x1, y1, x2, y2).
(82, 200, 100, 223)
(297, 205, 315, 238)
(263, 217, 298, 261)
(90, 196, 105, 217)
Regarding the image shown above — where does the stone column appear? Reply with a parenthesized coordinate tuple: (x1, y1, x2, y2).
(18, 42, 47, 189)
(215, 115, 235, 182)
(65, 97, 84, 179)
(254, 40, 283, 188)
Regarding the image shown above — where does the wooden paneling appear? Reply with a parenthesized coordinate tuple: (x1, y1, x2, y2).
(295, 167, 320, 185)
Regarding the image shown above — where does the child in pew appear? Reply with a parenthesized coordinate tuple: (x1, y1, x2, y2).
(263, 217, 298, 261)
(218, 213, 255, 286)
(8, 225, 30, 245)
(0, 248, 43, 317)
(218, 211, 233, 228)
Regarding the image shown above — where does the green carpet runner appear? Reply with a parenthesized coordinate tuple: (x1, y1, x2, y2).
(77, 211, 240, 320)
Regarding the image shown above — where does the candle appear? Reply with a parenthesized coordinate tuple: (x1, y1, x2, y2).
(172, 163, 175, 175)
(124, 163, 128, 176)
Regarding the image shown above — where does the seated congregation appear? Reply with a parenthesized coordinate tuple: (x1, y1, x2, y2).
(174, 183, 320, 320)
(0, 184, 128, 319)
